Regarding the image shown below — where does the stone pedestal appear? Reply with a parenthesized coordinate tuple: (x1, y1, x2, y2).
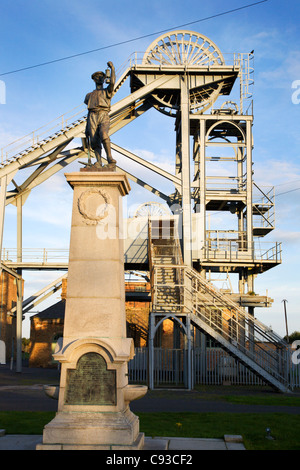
(37, 171, 147, 450)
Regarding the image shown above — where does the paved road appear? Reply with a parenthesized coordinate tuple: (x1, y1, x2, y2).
(131, 393, 300, 414)
(0, 364, 299, 414)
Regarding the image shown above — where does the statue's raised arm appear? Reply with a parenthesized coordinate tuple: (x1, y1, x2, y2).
(107, 61, 115, 95)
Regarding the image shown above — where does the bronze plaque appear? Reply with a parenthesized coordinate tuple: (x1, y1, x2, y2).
(65, 352, 116, 405)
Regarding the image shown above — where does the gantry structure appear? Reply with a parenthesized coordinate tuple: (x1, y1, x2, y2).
(0, 31, 289, 390)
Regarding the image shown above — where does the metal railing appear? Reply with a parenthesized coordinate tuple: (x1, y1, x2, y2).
(126, 51, 251, 71)
(1, 248, 69, 265)
(1, 236, 282, 268)
(252, 183, 275, 231)
(0, 106, 87, 165)
(204, 175, 246, 192)
(129, 347, 300, 388)
(201, 238, 282, 263)
(148, 216, 289, 390)
(150, 262, 290, 389)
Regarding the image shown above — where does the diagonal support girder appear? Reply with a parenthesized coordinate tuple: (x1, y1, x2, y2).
(9, 273, 67, 316)
(111, 143, 181, 188)
(5, 148, 86, 206)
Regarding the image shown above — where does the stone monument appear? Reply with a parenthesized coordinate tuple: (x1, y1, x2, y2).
(37, 168, 147, 450)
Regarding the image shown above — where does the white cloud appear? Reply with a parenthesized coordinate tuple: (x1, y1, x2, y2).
(258, 50, 300, 89)
(274, 230, 300, 245)
(23, 200, 71, 228)
(131, 148, 174, 174)
(253, 159, 300, 187)
(0, 129, 26, 154)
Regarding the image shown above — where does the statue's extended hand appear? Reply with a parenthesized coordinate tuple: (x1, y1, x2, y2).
(107, 61, 114, 68)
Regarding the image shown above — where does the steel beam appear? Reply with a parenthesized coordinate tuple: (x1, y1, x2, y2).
(0, 129, 83, 179)
(16, 195, 23, 373)
(199, 118, 206, 253)
(6, 149, 85, 206)
(0, 262, 22, 279)
(109, 99, 152, 135)
(111, 143, 181, 187)
(180, 74, 192, 266)
(0, 175, 7, 269)
(110, 74, 174, 116)
(9, 273, 67, 315)
(246, 120, 253, 249)
(101, 156, 170, 203)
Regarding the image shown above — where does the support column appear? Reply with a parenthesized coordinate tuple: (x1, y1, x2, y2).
(16, 195, 23, 373)
(247, 272, 255, 356)
(199, 118, 206, 254)
(180, 74, 192, 267)
(0, 176, 7, 265)
(238, 270, 246, 348)
(148, 313, 155, 390)
(0, 176, 7, 363)
(246, 120, 253, 254)
(186, 315, 193, 390)
(237, 142, 245, 250)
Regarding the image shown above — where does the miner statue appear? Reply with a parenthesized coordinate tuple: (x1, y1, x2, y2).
(84, 61, 116, 167)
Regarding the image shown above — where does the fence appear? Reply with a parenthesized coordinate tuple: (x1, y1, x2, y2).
(128, 347, 300, 389)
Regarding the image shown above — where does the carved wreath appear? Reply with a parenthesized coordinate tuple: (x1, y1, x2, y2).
(77, 188, 111, 225)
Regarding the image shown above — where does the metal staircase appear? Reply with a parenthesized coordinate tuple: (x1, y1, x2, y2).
(148, 219, 291, 393)
(149, 219, 183, 313)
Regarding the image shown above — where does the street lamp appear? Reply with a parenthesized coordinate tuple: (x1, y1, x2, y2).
(282, 299, 289, 340)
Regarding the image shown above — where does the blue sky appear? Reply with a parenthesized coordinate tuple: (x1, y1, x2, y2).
(0, 0, 299, 338)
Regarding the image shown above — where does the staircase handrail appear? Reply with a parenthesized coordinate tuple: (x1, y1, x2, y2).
(151, 262, 290, 385)
(153, 264, 289, 384)
(187, 265, 287, 346)
(151, 262, 286, 343)
(149, 218, 290, 389)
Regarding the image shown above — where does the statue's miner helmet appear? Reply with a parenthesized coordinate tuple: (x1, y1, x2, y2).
(91, 71, 105, 81)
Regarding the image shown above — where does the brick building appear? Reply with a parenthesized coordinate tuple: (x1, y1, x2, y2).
(29, 280, 153, 368)
(0, 271, 19, 364)
(29, 300, 65, 368)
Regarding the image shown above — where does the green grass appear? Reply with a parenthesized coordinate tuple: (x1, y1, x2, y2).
(1, 411, 299, 450)
(137, 412, 300, 450)
(0, 411, 55, 435)
(222, 394, 300, 407)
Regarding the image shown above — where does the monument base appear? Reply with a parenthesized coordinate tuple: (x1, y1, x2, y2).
(36, 408, 145, 450)
(36, 433, 145, 451)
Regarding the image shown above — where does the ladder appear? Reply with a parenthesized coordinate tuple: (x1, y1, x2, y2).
(148, 219, 291, 393)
